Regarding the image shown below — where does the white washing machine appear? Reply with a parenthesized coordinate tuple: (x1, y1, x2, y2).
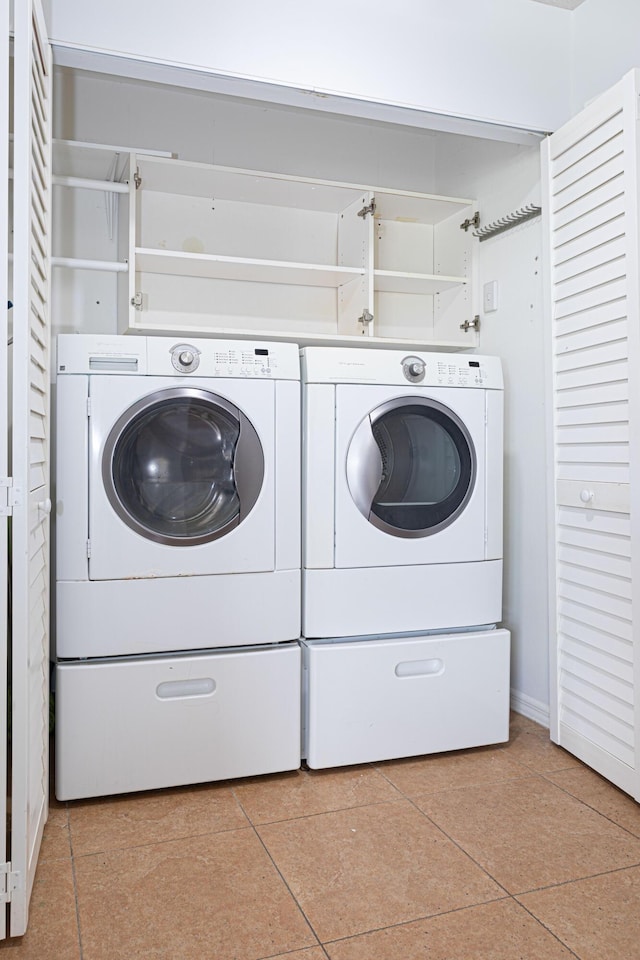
(54, 334, 301, 799)
(302, 347, 504, 638)
(300, 347, 510, 768)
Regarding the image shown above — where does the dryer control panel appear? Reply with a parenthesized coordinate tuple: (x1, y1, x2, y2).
(434, 358, 488, 387)
(301, 347, 503, 390)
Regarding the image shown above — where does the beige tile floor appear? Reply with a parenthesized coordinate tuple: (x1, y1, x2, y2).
(3, 713, 640, 959)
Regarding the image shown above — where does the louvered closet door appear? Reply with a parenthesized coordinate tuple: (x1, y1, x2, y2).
(0, 3, 10, 942)
(543, 69, 640, 800)
(9, 0, 52, 935)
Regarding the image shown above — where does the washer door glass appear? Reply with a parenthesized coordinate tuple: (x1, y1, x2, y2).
(103, 387, 264, 546)
(347, 397, 476, 538)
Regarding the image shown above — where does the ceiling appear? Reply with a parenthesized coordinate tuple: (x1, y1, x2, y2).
(529, 0, 587, 9)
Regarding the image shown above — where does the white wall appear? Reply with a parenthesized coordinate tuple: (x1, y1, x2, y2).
(572, 0, 640, 113)
(53, 70, 440, 187)
(49, 0, 573, 133)
(435, 140, 549, 719)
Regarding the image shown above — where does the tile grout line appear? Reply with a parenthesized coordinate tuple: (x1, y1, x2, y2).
(373, 762, 541, 801)
(320, 895, 516, 948)
(235, 771, 519, 949)
(513, 861, 640, 897)
(66, 804, 86, 960)
(234, 794, 407, 830)
(382, 768, 640, 902)
(538, 769, 640, 842)
(372, 761, 531, 898)
(230, 786, 327, 954)
(65, 819, 258, 860)
(514, 897, 583, 960)
(401, 793, 516, 899)
(257, 943, 332, 960)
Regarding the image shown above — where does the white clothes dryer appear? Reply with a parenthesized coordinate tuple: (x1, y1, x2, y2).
(302, 347, 504, 638)
(54, 334, 301, 799)
(56, 334, 301, 658)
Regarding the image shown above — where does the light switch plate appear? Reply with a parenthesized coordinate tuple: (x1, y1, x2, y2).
(483, 280, 498, 313)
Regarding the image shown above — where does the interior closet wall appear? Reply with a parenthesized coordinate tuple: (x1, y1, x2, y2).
(52, 66, 547, 718)
(436, 140, 547, 720)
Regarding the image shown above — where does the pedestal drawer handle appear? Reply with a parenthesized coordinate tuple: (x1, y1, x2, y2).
(156, 678, 216, 700)
(395, 658, 444, 678)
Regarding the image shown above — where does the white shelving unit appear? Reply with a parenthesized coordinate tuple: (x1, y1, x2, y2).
(51, 142, 479, 351)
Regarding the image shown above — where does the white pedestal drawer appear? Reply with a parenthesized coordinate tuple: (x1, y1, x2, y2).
(302, 629, 510, 768)
(55, 643, 301, 800)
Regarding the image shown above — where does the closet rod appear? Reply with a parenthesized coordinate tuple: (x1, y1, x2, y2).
(473, 203, 541, 241)
(51, 257, 128, 273)
(52, 174, 129, 193)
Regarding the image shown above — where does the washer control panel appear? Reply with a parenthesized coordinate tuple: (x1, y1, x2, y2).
(212, 346, 277, 378)
(56, 335, 301, 381)
(171, 343, 201, 374)
(168, 342, 280, 377)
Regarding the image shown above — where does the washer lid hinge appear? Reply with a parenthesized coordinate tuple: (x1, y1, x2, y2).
(357, 199, 376, 219)
(0, 862, 21, 903)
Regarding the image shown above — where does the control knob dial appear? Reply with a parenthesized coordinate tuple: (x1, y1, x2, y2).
(170, 343, 201, 373)
(402, 355, 426, 383)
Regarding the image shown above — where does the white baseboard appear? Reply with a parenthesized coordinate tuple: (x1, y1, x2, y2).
(510, 689, 550, 729)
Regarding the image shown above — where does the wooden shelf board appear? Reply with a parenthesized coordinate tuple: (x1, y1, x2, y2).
(136, 248, 365, 287)
(374, 270, 467, 294)
(136, 156, 366, 212)
(127, 319, 477, 353)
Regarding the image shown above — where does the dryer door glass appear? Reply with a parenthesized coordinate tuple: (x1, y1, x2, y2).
(103, 387, 264, 546)
(347, 398, 476, 538)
